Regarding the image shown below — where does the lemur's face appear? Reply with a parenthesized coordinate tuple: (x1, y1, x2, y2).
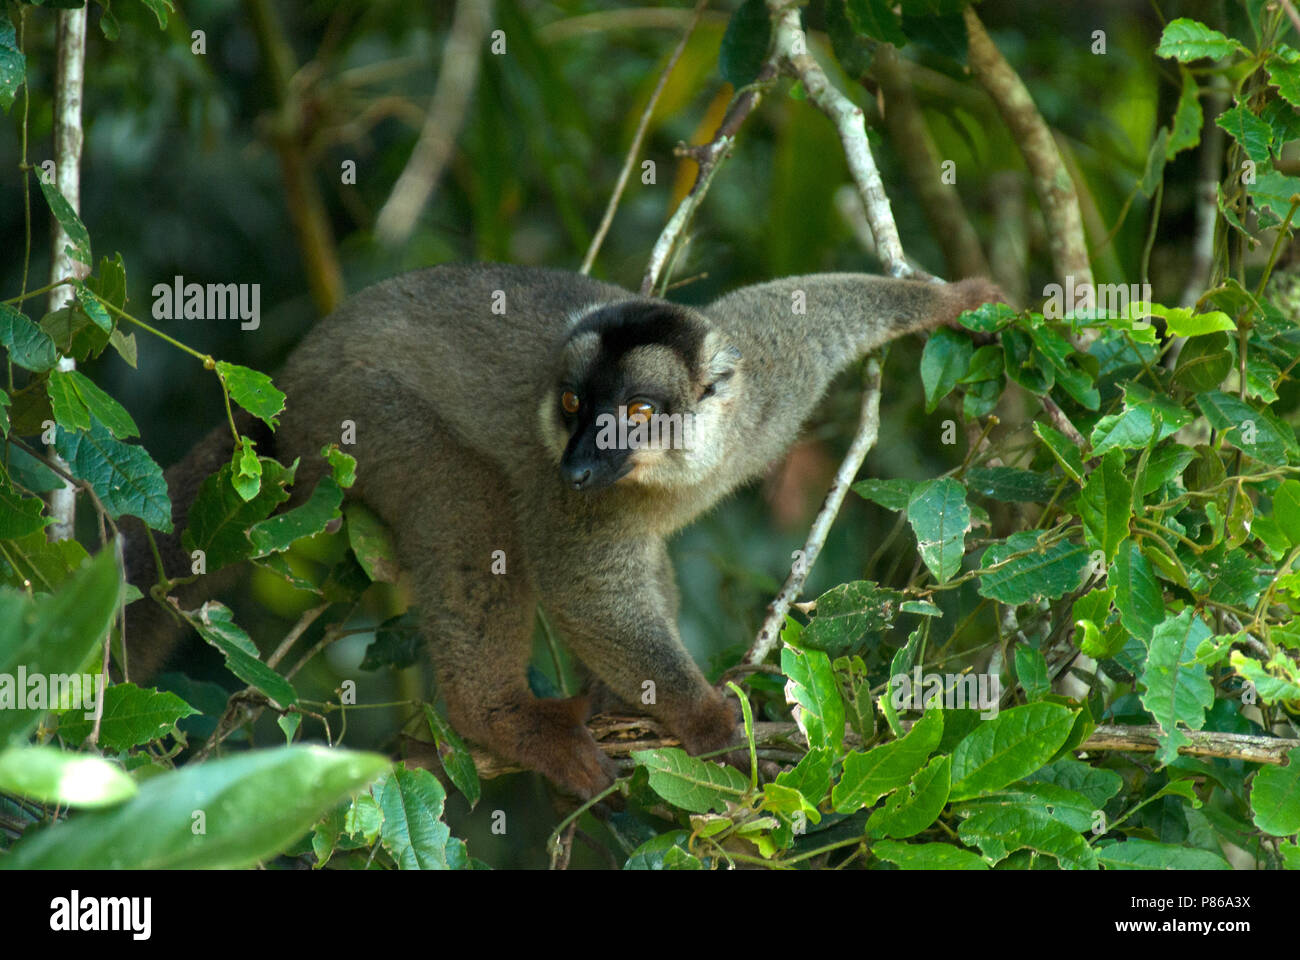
(539, 301, 742, 493)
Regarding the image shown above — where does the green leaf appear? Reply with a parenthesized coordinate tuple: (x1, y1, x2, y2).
(851, 477, 915, 511)
(957, 803, 1097, 868)
(248, 476, 343, 556)
(0, 14, 25, 113)
(191, 602, 298, 707)
(1032, 422, 1084, 482)
(1249, 746, 1300, 836)
(1014, 647, 1050, 701)
(1139, 610, 1215, 764)
(1274, 480, 1300, 546)
(56, 683, 197, 751)
(906, 477, 970, 583)
(73, 280, 112, 332)
(1167, 68, 1202, 157)
(1231, 651, 1300, 704)
(955, 782, 1098, 833)
(949, 702, 1077, 800)
(871, 839, 988, 869)
(345, 503, 401, 583)
(1198, 390, 1299, 463)
(920, 327, 973, 413)
(182, 459, 293, 571)
(1078, 448, 1133, 564)
(977, 532, 1088, 605)
(1109, 539, 1163, 643)
(37, 179, 92, 265)
(1216, 104, 1273, 163)
(632, 747, 748, 814)
(965, 467, 1058, 503)
(1022, 755, 1123, 809)
(781, 639, 845, 755)
(378, 764, 465, 869)
(718, 0, 771, 87)
(1268, 56, 1300, 108)
(800, 580, 904, 657)
(846, 0, 906, 46)
(0, 746, 136, 808)
(138, 0, 176, 30)
(63, 369, 138, 438)
(0, 746, 388, 869)
(832, 709, 943, 813)
(46, 368, 90, 431)
(215, 361, 285, 430)
(1173, 332, 1233, 392)
(1161, 307, 1236, 337)
(55, 418, 171, 531)
(1139, 445, 1195, 496)
(1251, 169, 1300, 222)
(423, 704, 481, 810)
(324, 445, 357, 488)
(774, 746, 832, 809)
(0, 303, 59, 372)
(1155, 18, 1246, 62)
(865, 754, 951, 839)
(0, 477, 48, 538)
(359, 610, 423, 670)
(1096, 838, 1229, 869)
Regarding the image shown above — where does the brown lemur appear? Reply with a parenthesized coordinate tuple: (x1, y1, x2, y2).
(125, 264, 1003, 799)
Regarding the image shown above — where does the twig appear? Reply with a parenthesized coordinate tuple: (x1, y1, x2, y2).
(375, 0, 493, 246)
(767, 1, 909, 276)
(747, 358, 884, 665)
(964, 7, 1091, 288)
(581, 0, 707, 275)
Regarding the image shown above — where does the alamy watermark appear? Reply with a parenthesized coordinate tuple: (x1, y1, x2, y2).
(1041, 277, 1153, 321)
(152, 274, 260, 330)
(0, 667, 104, 718)
(890, 667, 1001, 719)
(594, 409, 696, 451)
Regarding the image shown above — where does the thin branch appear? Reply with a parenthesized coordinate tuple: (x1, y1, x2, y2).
(964, 7, 1091, 288)
(580, 0, 707, 275)
(375, 0, 493, 246)
(746, 357, 884, 666)
(767, 1, 909, 276)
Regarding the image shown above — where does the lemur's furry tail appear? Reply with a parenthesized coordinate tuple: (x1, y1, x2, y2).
(121, 411, 272, 681)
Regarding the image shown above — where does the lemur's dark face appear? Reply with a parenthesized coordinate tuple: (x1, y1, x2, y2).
(540, 301, 742, 493)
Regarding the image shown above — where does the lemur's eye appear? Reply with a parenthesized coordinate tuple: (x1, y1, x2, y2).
(561, 391, 580, 414)
(626, 401, 654, 424)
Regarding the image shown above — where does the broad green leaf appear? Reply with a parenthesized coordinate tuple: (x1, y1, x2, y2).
(63, 369, 138, 438)
(957, 803, 1097, 869)
(1173, 332, 1233, 392)
(871, 839, 988, 869)
(632, 747, 748, 814)
(832, 709, 943, 813)
(0, 477, 48, 539)
(965, 467, 1058, 503)
(781, 638, 845, 755)
(1231, 651, 1300, 704)
(846, 0, 906, 46)
(1161, 308, 1236, 337)
(954, 782, 1097, 833)
(0, 15, 25, 113)
(345, 503, 401, 583)
(949, 702, 1077, 800)
(182, 459, 293, 571)
(191, 602, 298, 707)
(248, 476, 343, 556)
(0, 745, 388, 869)
(56, 683, 196, 751)
(378, 764, 465, 869)
(0, 549, 122, 746)
(55, 419, 171, 531)
(1022, 756, 1123, 809)
(1139, 610, 1215, 764)
(1139, 127, 1169, 198)
(1273, 480, 1300, 546)
(1155, 18, 1246, 61)
(624, 831, 697, 870)
(1216, 104, 1273, 163)
(977, 532, 1088, 605)
(1014, 647, 1050, 701)
(1250, 746, 1300, 836)
(1109, 539, 1163, 643)
(324, 445, 357, 488)
(1198, 390, 1299, 463)
(1139, 445, 1196, 496)
(1251, 169, 1300, 223)
(46, 368, 90, 431)
(718, 0, 770, 87)
(139, 0, 176, 30)
(73, 281, 112, 333)
(852, 477, 915, 511)
(906, 477, 970, 583)
(215, 361, 285, 430)
(774, 746, 832, 808)
(0, 746, 136, 808)
(1270, 54, 1300, 107)
(1032, 422, 1084, 482)
(1096, 838, 1229, 869)
(0, 303, 59, 372)
(920, 327, 973, 413)
(865, 754, 951, 838)
(1078, 448, 1133, 564)
(424, 704, 481, 810)
(800, 580, 904, 656)
(1166, 68, 1202, 157)
(38, 179, 91, 264)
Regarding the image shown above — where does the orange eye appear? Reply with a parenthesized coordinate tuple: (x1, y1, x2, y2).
(626, 401, 654, 424)
(561, 391, 580, 414)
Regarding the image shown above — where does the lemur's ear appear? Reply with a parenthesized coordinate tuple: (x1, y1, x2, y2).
(702, 329, 742, 390)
